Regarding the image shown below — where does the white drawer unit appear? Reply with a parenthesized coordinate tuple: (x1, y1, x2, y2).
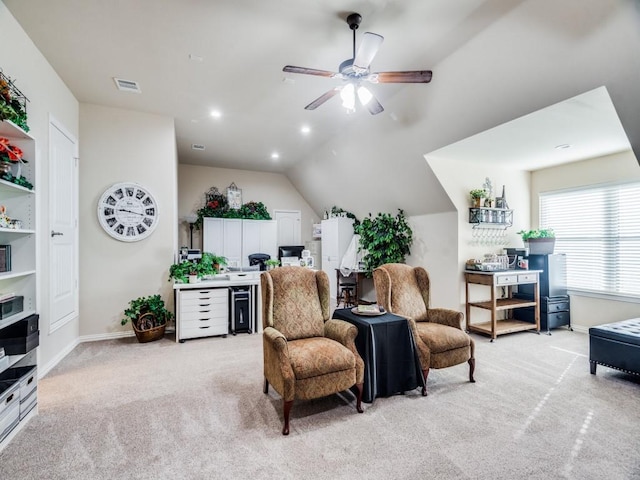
(177, 288, 229, 342)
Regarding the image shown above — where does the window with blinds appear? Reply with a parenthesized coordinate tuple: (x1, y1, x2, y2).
(539, 182, 640, 298)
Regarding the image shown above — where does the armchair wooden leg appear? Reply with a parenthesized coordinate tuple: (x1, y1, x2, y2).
(263, 378, 269, 394)
(421, 368, 429, 396)
(354, 383, 364, 413)
(468, 358, 476, 383)
(282, 400, 293, 436)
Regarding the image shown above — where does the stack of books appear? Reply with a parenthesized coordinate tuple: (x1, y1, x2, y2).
(0, 292, 15, 302)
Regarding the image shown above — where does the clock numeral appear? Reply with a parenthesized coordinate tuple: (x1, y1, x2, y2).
(145, 208, 155, 216)
(103, 207, 114, 216)
(135, 189, 145, 200)
(106, 196, 116, 206)
(107, 218, 117, 227)
(126, 226, 136, 237)
(114, 224, 125, 235)
(136, 224, 147, 234)
(143, 197, 153, 206)
(125, 187, 134, 197)
(114, 188, 124, 200)
(143, 217, 154, 228)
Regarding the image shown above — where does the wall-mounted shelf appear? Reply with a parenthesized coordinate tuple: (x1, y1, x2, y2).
(469, 207, 513, 229)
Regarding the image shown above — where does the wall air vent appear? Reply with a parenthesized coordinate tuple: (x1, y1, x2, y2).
(191, 144, 206, 151)
(113, 77, 142, 93)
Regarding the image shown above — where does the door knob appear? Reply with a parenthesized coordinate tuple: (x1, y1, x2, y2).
(51, 230, 63, 237)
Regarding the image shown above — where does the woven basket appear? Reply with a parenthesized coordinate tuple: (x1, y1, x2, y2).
(131, 312, 166, 343)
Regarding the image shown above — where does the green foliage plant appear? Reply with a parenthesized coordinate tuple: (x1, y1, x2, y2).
(121, 294, 173, 329)
(238, 201, 271, 220)
(469, 189, 487, 199)
(517, 228, 555, 240)
(355, 209, 413, 275)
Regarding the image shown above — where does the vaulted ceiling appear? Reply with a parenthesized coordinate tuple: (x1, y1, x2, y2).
(4, 0, 639, 217)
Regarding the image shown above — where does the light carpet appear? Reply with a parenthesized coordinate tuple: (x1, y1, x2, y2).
(1, 328, 639, 480)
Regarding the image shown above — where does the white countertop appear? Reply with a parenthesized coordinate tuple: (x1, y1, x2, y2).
(173, 271, 261, 290)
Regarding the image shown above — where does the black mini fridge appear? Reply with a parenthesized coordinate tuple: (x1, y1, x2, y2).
(514, 254, 571, 333)
(230, 286, 252, 335)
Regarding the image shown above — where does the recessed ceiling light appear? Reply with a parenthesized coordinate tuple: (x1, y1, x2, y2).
(192, 144, 206, 151)
(210, 110, 222, 119)
(271, 152, 280, 160)
(555, 144, 571, 150)
(300, 125, 311, 135)
(189, 54, 204, 62)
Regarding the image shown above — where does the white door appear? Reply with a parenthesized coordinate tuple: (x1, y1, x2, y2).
(274, 210, 301, 246)
(49, 120, 79, 332)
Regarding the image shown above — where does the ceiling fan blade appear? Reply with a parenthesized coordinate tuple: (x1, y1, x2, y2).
(353, 32, 384, 72)
(304, 87, 341, 110)
(283, 65, 337, 78)
(368, 70, 433, 83)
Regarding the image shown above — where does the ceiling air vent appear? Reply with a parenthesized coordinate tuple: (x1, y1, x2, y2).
(191, 144, 206, 151)
(113, 77, 142, 93)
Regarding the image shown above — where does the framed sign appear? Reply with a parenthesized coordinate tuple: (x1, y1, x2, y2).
(227, 182, 242, 210)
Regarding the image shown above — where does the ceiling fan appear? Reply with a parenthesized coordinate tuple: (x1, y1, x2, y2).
(283, 13, 432, 115)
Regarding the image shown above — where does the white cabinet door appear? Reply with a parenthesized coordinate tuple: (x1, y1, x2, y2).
(242, 220, 277, 267)
(202, 218, 224, 255)
(223, 219, 243, 267)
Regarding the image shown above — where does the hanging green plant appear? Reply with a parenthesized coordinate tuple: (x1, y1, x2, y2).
(355, 209, 413, 274)
(330, 206, 360, 227)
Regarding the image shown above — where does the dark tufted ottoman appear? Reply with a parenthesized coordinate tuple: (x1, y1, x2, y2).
(589, 318, 640, 375)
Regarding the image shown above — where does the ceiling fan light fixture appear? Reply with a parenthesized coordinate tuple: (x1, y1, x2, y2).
(340, 83, 356, 111)
(357, 86, 373, 105)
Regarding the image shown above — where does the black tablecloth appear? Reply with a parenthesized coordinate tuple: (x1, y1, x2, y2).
(333, 308, 423, 403)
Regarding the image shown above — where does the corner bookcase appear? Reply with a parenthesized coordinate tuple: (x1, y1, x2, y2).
(0, 119, 38, 451)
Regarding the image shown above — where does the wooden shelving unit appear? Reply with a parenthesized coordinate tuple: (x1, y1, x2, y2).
(464, 270, 541, 341)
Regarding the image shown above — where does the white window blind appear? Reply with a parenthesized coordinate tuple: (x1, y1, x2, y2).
(540, 182, 640, 298)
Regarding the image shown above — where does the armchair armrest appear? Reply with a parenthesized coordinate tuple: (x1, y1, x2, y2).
(262, 326, 296, 400)
(425, 308, 464, 329)
(324, 319, 364, 384)
(324, 318, 357, 345)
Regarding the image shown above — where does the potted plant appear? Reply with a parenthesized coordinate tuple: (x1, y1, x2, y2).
(265, 259, 280, 270)
(355, 209, 413, 274)
(517, 228, 556, 254)
(469, 189, 487, 208)
(122, 294, 173, 343)
(202, 252, 228, 274)
(169, 260, 196, 283)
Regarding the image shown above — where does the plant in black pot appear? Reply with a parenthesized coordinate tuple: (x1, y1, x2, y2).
(517, 228, 556, 255)
(122, 294, 173, 343)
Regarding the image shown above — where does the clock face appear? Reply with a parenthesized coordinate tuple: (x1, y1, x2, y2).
(97, 182, 159, 242)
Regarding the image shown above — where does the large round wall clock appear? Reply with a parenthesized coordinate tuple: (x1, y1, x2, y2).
(97, 182, 159, 242)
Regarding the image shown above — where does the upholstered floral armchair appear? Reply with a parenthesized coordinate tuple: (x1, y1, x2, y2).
(261, 266, 364, 435)
(373, 263, 475, 395)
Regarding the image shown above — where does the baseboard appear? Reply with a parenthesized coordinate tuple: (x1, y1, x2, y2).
(571, 325, 589, 334)
(79, 330, 135, 343)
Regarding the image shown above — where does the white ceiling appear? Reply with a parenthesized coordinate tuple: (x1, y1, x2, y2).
(4, 0, 639, 216)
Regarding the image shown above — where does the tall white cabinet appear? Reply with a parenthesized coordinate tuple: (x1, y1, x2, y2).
(321, 217, 354, 302)
(202, 218, 277, 268)
(0, 120, 38, 450)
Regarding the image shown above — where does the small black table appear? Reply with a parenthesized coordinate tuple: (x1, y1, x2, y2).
(333, 308, 423, 403)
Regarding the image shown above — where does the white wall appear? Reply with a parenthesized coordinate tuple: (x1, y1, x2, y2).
(79, 104, 177, 337)
(0, 3, 80, 371)
(178, 164, 320, 250)
(531, 150, 640, 329)
(427, 156, 531, 315)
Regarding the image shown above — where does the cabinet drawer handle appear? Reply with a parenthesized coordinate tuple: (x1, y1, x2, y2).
(199, 318, 210, 321)
(6, 393, 14, 404)
(198, 309, 211, 313)
(199, 326, 211, 329)
(27, 377, 34, 385)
